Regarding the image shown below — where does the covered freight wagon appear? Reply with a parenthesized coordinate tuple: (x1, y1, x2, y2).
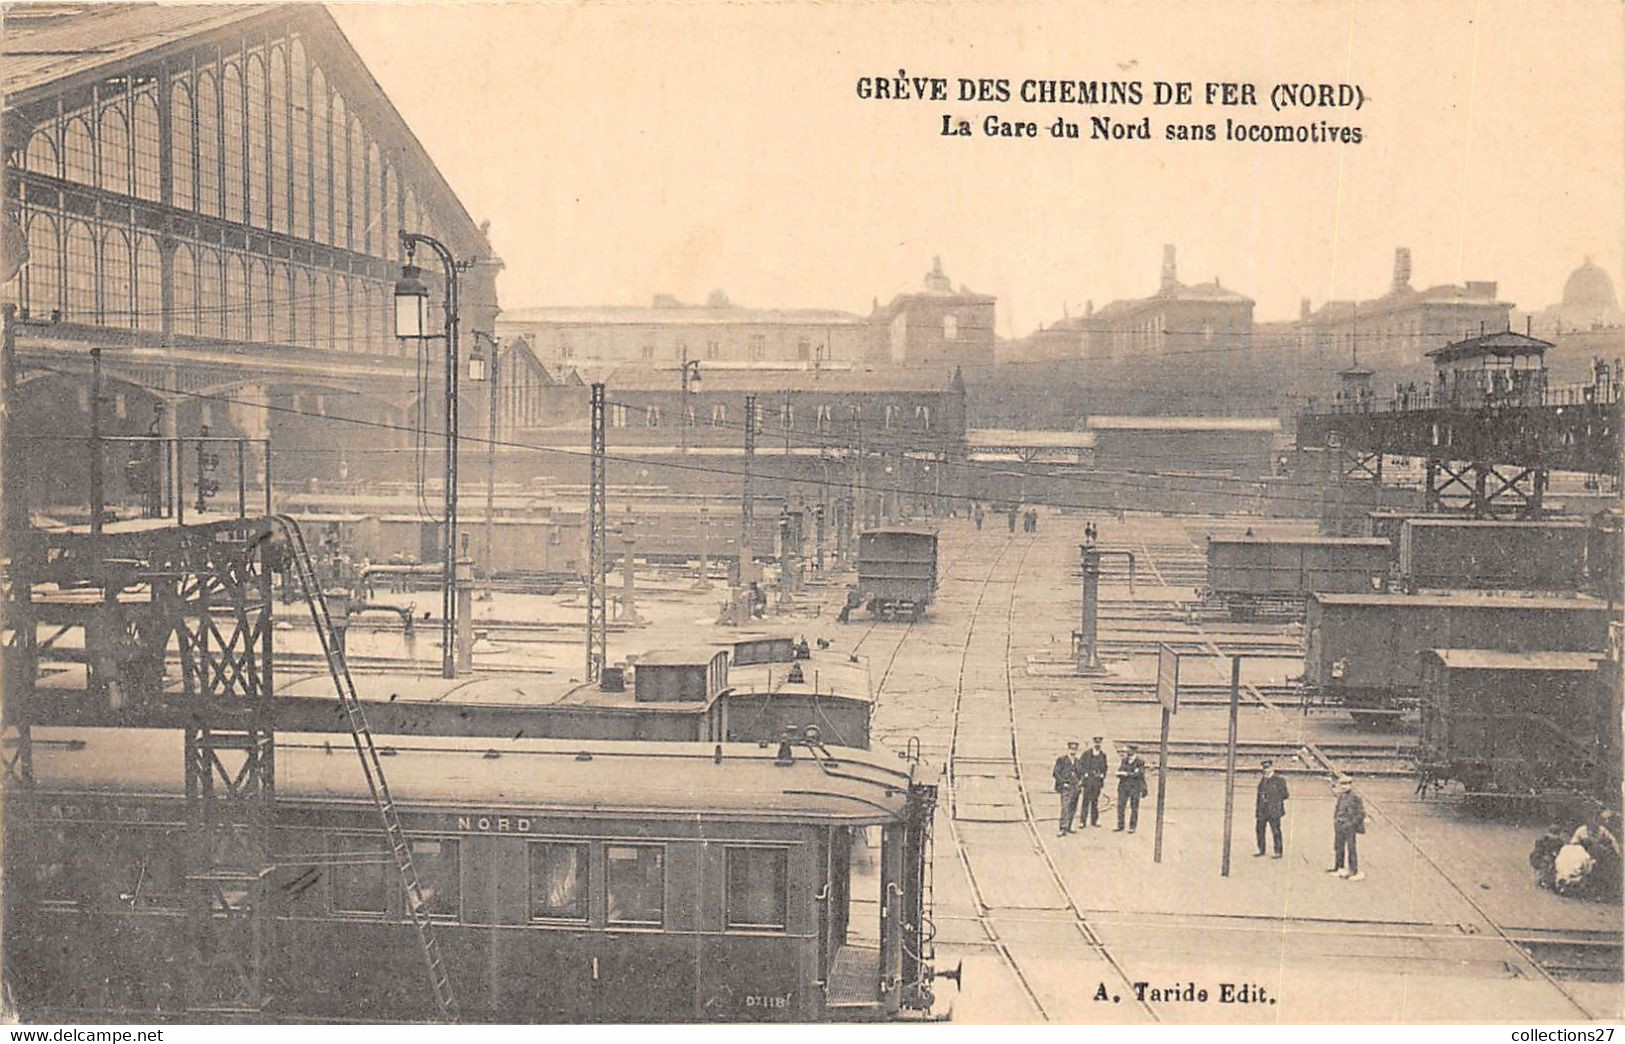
(1303, 591, 1612, 726)
(1398, 519, 1589, 591)
(1204, 535, 1392, 618)
(1417, 649, 1606, 799)
(853, 527, 938, 620)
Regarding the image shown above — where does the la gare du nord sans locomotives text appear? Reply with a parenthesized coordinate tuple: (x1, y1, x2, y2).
(856, 74, 1367, 143)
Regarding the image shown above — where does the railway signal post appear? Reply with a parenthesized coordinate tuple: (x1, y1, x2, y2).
(1153, 643, 1180, 863)
(1221, 654, 1241, 877)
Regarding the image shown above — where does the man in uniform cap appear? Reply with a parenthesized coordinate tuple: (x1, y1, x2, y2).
(1115, 743, 1148, 833)
(1254, 759, 1289, 857)
(1076, 736, 1109, 829)
(1328, 776, 1367, 881)
(1052, 741, 1084, 836)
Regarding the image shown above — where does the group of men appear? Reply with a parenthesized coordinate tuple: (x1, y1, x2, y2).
(1053, 739, 1372, 880)
(1052, 738, 1147, 833)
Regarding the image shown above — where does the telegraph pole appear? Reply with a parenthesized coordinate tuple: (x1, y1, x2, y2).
(741, 394, 755, 582)
(89, 345, 104, 535)
(587, 383, 607, 679)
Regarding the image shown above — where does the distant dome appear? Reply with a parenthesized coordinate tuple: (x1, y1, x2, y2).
(1562, 258, 1619, 311)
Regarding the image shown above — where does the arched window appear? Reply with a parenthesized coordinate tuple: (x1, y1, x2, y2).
(312, 68, 329, 243)
(98, 104, 130, 195)
(305, 269, 319, 349)
(942, 314, 958, 340)
(24, 213, 61, 316)
(246, 55, 268, 226)
(291, 41, 310, 239)
(221, 63, 245, 221)
(331, 95, 349, 249)
(25, 129, 58, 177)
(884, 404, 896, 430)
(134, 235, 161, 332)
(349, 123, 364, 252)
(362, 281, 378, 354)
(337, 274, 354, 351)
(248, 259, 270, 342)
(170, 81, 194, 210)
(64, 222, 97, 321)
(195, 72, 221, 217)
(63, 117, 94, 185)
(268, 47, 287, 232)
(224, 253, 248, 341)
(271, 263, 293, 344)
(102, 229, 132, 329)
(323, 273, 337, 350)
(197, 246, 223, 337)
(710, 403, 727, 427)
(133, 92, 160, 201)
(916, 405, 932, 430)
(172, 243, 197, 336)
(366, 142, 381, 254)
(381, 165, 396, 257)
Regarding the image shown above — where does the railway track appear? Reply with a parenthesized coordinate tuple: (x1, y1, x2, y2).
(1141, 523, 1613, 1020)
(1110, 738, 1417, 779)
(942, 533, 1159, 1024)
(916, 909, 1621, 984)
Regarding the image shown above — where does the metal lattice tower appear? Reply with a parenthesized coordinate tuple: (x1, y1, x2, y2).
(586, 383, 608, 680)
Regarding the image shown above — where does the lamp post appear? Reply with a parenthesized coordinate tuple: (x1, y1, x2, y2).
(678, 350, 701, 455)
(473, 331, 500, 601)
(395, 230, 485, 679)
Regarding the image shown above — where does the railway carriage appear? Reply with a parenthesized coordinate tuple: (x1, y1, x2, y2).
(1302, 592, 1612, 727)
(1416, 649, 1607, 799)
(1204, 535, 1392, 618)
(8, 729, 942, 1022)
(853, 528, 938, 620)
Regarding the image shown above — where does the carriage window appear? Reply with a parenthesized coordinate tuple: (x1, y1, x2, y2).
(410, 838, 460, 919)
(725, 847, 788, 931)
(331, 833, 390, 914)
(528, 842, 588, 921)
(606, 844, 664, 926)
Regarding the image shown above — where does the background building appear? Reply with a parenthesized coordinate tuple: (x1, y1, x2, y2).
(1295, 247, 1510, 368)
(498, 291, 869, 367)
(867, 256, 996, 369)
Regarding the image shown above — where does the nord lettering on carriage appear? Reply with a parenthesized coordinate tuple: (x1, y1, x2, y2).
(457, 814, 534, 833)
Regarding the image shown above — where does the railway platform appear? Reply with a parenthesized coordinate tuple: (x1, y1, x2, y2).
(792, 511, 1622, 1024)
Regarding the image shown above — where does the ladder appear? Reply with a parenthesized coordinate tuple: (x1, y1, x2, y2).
(273, 516, 460, 1023)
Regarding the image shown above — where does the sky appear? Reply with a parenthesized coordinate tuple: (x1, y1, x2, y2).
(329, 0, 1625, 336)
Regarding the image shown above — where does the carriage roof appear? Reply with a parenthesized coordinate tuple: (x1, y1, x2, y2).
(27, 728, 919, 824)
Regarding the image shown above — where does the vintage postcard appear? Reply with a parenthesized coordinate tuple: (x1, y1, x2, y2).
(0, 0, 1620, 1029)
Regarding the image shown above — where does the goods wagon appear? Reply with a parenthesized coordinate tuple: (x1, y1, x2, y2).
(1303, 591, 1612, 727)
(1204, 536, 1392, 618)
(852, 527, 938, 620)
(1417, 649, 1607, 799)
(1398, 519, 1589, 591)
(9, 729, 943, 1022)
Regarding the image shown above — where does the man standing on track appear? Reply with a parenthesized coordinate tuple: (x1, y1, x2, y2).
(1114, 744, 1148, 833)
(1076, 736, 1108, 828)
(1328, 776, 1367, 881)
(1254, 759, 1289, 858)
(1053, 741, 1084, 836)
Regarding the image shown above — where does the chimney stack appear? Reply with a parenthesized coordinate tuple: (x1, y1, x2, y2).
(1160, 244, 1178, 291)
(1300, 297, 1312, 320)
(1392, 248, 1412, 294)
